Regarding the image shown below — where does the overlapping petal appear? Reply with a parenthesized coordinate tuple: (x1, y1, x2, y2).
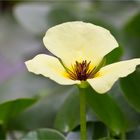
(25, 54, 80, 85)
(43, 21, 118, 67)
(88, 59, 140, 94)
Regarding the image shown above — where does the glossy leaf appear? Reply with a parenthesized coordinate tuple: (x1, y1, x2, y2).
(120, 70, 140, 112)
(21, 128, 66, 140)
(86, 86, 127, 135)
(0, 98, 37, 125)
(54, 88, 80, 132)
(10, 86, 76, 130)
(105, 47, 123, 64)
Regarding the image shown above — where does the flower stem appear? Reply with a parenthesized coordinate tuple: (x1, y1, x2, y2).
(79, 87, 87, 140)
(120, 132, 126, 140)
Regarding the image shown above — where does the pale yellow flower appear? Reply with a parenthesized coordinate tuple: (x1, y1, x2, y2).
(25, 21, 140, 94)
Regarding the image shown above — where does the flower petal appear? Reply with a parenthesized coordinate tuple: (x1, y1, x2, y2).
(43, 21, 118, 67)
(25, 54, 80, 85)
(88, 59, 140, 94)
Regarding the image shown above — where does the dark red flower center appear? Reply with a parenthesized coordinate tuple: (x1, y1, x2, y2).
(67, 60, 96, 81)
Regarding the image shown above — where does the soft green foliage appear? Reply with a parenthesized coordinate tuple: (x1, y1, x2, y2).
(123, 11, 140, 58)
(99, 137, 116, 140)
(86, 86, 127, 135)
(0, 1, 140, 139)
(21, 128, 66, 140)
(54, 90, 80, 133)
(92, 122, 107, 139)
(0, 98, 37, 139)
(0, 124, 6, 140)
(0, 98, 37, 125)
(124, 12, 140, 37)
(120, 70, 140, 112)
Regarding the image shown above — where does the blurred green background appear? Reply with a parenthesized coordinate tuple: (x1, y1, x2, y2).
(0, 0, 140, 139)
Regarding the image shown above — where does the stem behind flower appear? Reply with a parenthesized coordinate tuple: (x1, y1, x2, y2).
(79, 86, 87, 140)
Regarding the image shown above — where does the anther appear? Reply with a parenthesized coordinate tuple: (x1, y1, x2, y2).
(67, 60, 96, 81)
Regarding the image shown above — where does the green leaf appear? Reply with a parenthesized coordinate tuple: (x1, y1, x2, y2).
(21, 128, 66, 140)
(120, 70, 140, 113)
(112, 90, 140, 130)
(86, 86, 127, 135)
(123, 12, 140, 58)
(0, 124, 6, 140)
(67, 122, 95, 140)
(99, 137, 116, 140)
(54, 89, 80, 133)
(10, 86, 76, 130)
(92, 122, 107, 139)
(0, 98, 37, 125)
(105, 47, 123, 65)
(124, 12, 140, 37)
